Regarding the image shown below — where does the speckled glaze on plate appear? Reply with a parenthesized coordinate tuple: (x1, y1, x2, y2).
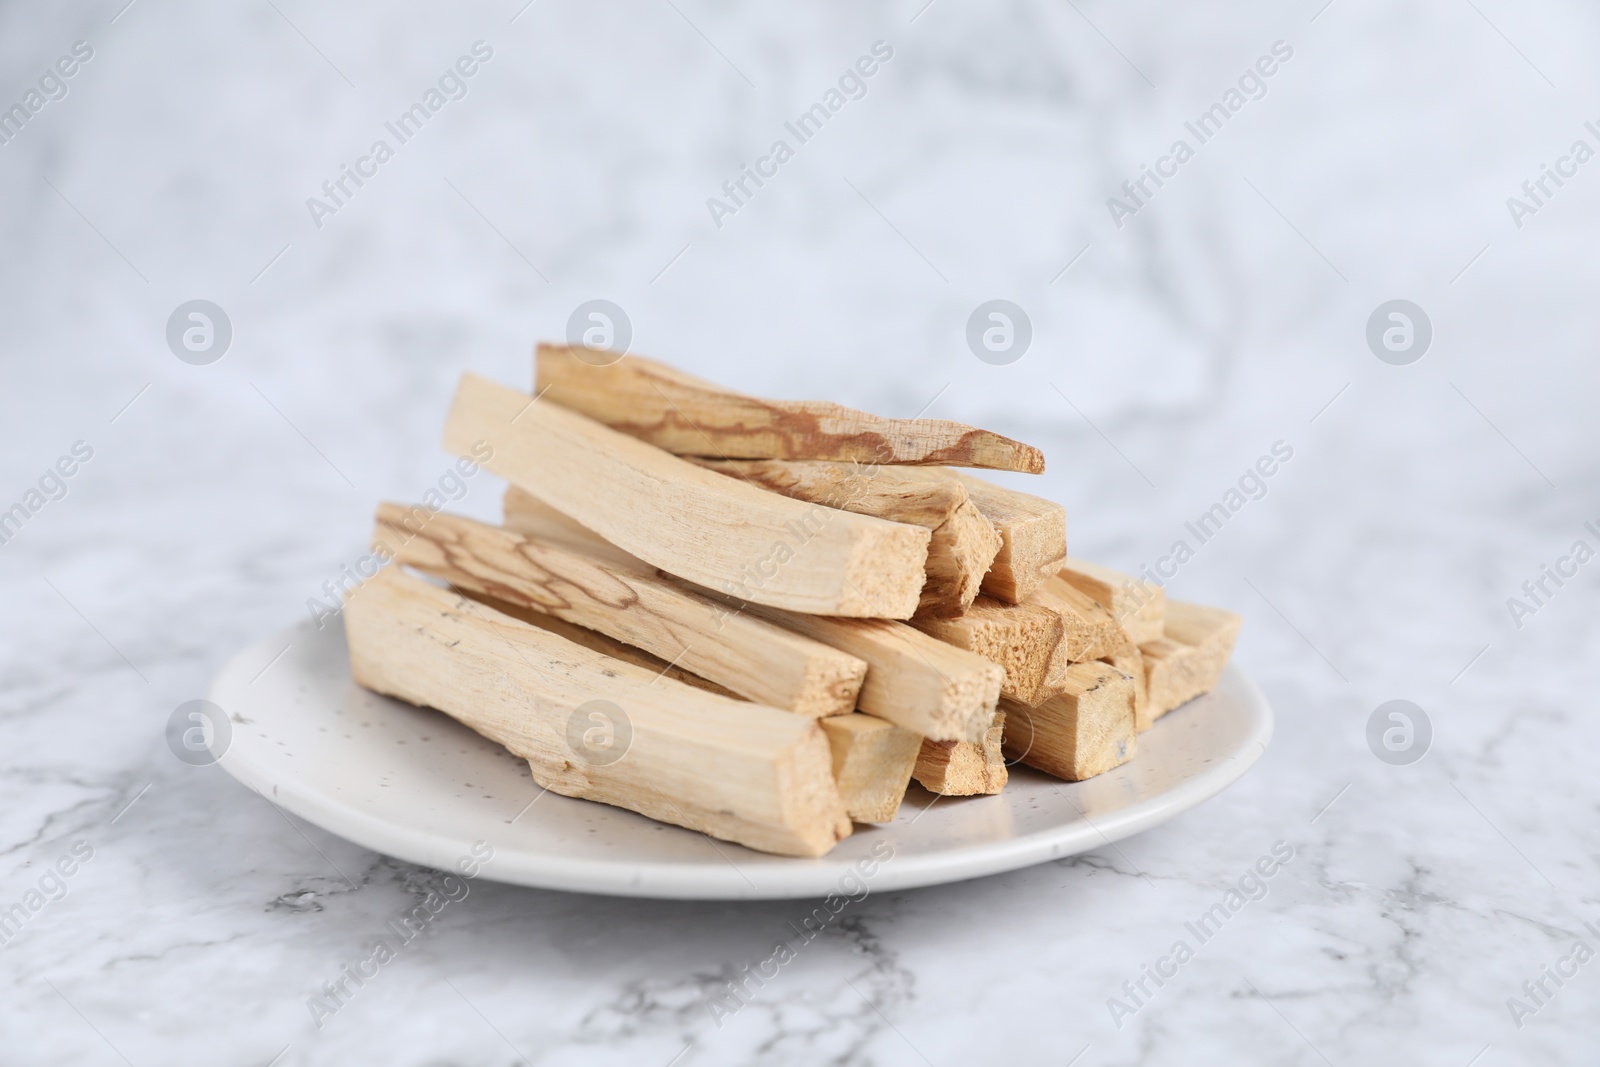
(210, 619, 1272, 900)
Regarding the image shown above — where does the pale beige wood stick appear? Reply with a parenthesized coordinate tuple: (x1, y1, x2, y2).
(444, 372, 931, 618)
(1057, 557, 1166, 645)
(819, 714, 923, 823)
(506, 490, 1002, 744)
(470, 589, 920, 823)
(913, 709, 1007, 796)
(472, 585, 920, 822)
(1023, 578, 1137, 708)
(377, 504, 865, 718)
(1034, 575, 1135, 665)
(477, 592, 915, 823)
(951, 473, 1067, 603)
(475, 603, 923, 822)
(1099, 648, 1151, 732)
(503, 486, 650, 572)
(912, 596, 1064, 706)
(1001, 662, 1136, 781)
(458, 589, 743, 699)
(691, 458, 1001, 618)
(536, 343, 1045, 473)
(922, 578, 1132, 710)
(500, 601, 922, 822)
(1141, 601, 1242, 721)
(742, 609, 1002, 744)
(345, 570, 851, 857)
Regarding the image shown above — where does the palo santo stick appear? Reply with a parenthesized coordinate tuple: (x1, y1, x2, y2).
(536, 343, 1045, 474)
(474, 587, 920, 821)
(1001, 662, 1136, 781)
(460, 590, 742, 699)
(1100, 649, 1151, 732)
(742, 609, 1003, 744)
(444, 372, 931, 618)
(819, 714, 923, 823)
(345, 570, 850, 857)
(1024, 578, 1136, 709)
(1141, 600, 1242, 720)
(692, 458, 1001, 617)
(1034, 575, 1134, 665)
(912, 596, 1063, 706)
(921, 579, 1130, 710)
(502, 486, 649, 572)
(951, 473, 1066, 603)
(501, 487, 1001, 743)
(913, 709, 1007, 796)
(377, 504, 865, 718)
(1057, 557, 1165, 645)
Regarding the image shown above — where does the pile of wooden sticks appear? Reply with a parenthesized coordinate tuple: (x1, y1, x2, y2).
(344, 345, 1241, 856)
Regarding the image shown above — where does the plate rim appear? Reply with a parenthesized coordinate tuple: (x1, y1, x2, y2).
(211, 621, 1273, 900)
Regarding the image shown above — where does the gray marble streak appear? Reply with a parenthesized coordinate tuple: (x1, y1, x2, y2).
(2, 0, 1598, 1063)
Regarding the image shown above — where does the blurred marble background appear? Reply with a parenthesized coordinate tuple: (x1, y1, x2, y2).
(1, 1, 1597, 1063)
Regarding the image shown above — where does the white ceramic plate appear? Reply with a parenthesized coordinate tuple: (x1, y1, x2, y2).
(210, 620, 1272, 900)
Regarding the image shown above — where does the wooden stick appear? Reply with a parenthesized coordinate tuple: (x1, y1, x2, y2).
(345, 570, 851, 857)
(1033, 574, 1135, 665)
(485, 590, 919, 821)
(536, 343, 1045, 474)
(1099, 648, 1151, 732)
(506, 607, 924, 823)
(951, 473, 1066, 603)
(443, 372, 931, 618)
(1057, 557, 1165, 645)
(692, 458, 1001, 617)
(1001, 662, 1136, 781)
(502, 486, 649, 572)
(505, 491, 1003, 744)
(457, 589, 743, 699)
(1141, 600, 1242, 721)
(464, 585, 923, 823)
(377, 504, 866, 718)
(919, 577, 1131, 710)
(740, 608, 1003, 744)
(1020, 578, 1135, 710)
(912, 596, 1063, 705)
(913, 709, 1007, 796)
(819, 714, 923, 823)
(471, 591, 922, 823)
(470, 590, 928, 825)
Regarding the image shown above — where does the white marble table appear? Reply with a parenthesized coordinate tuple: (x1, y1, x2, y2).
(2, 1, 1596, 1063)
